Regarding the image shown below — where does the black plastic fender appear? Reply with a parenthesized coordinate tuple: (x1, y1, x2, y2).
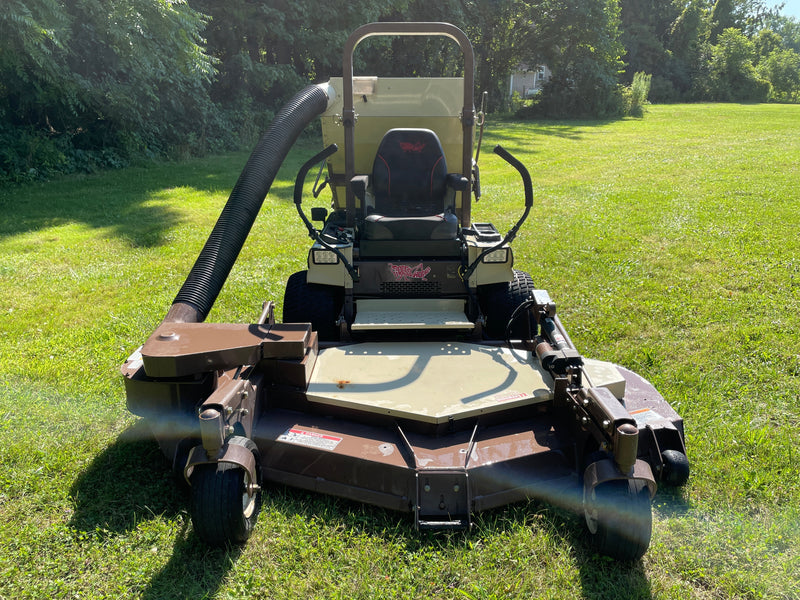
(184, 440, 258, 496)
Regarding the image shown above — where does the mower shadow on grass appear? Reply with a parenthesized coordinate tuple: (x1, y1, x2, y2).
(526, 507, 655, 599)
(472, 507, 652, 599)
(139, 531, 243, 600)
(69, 419, 240, 599)
(495, 503, 664, 599)
(68, 420, 187, 536)
(487, 118, 617, 143)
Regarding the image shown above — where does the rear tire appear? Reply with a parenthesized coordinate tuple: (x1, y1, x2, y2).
(190, 437, 262, 546)
(479, 269, 535, 339)
(282, 270, 342, 341)
(584, 478, 652, 561)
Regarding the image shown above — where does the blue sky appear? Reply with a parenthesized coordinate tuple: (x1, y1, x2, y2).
(780, 0, 800, 19)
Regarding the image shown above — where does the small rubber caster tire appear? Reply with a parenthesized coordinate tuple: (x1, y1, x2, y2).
(189, 437, 262, 546)
(660, 449, 690, 487)
(584, 478, 652, 561)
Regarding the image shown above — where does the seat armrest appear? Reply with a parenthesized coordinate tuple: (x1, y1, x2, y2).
(447, 173, 470, 192)
(351, 175, 369, 201)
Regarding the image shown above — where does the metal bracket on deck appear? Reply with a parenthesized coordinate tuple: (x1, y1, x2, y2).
(396, 422, 476, 529)
(415, 469, 471, 529)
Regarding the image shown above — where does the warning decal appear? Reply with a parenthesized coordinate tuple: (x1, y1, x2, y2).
(278, 428, 343, 451)
(629, 408, 665, 426)
(491, 391, 529, 403)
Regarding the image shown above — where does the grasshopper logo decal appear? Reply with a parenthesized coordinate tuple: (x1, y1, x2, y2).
(399, 141, 426, 153)
(389, 263, 431, 282)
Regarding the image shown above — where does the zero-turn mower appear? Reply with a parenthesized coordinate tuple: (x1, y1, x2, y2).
(121, 22, 689, 561)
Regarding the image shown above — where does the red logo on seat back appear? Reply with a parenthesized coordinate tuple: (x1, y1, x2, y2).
(399, 141, 426, 153)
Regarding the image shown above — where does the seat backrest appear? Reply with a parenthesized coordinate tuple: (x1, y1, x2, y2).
(372, 129, 448, 217)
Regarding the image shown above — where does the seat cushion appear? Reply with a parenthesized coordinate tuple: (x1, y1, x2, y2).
(362, 211, 459, 241)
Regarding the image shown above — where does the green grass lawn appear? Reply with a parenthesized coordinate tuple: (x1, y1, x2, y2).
(1, 103, 799, 599)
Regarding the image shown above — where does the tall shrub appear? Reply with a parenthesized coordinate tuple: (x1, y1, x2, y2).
(630, 71, 652, 114)
(0, 0, 216, 182)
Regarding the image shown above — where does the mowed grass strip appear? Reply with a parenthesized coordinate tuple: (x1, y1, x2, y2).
(0, 104, 798, 599)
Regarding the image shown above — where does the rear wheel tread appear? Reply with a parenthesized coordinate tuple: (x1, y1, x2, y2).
(479, 269, 536, 339)
(282, 270, 342, 341)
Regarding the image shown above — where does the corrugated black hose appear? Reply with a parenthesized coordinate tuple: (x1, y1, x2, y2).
(164, 84, 330, 323)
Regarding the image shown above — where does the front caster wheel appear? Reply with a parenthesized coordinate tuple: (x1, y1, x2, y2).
(190, 437, 262, 546)
(584, 478, 652, 561)
(660, 449, 690, 487)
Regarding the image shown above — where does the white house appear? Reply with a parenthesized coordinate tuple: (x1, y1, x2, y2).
(509, 64, 550, 98)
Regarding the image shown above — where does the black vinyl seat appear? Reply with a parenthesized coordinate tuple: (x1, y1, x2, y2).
(356, 129, 466, 241)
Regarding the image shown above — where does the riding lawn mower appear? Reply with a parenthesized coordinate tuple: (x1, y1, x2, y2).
(121, 22, 689, 561)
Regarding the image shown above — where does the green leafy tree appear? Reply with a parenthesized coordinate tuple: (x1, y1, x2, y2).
(758, 46, 800, 100)
(461, 0, 533, 112)
(736, 0, 784, 35)
(707, 0, 777, 40)
(0, 0, 216, 181)
(700, 27, 770, 100)
(753, 27, 784, 59)
(763, 13, 800, 52)
(757, 14, 800, 101)
(618, 0, 677, 81)
(192, 0, 409, 112)
(615, 0, 796, 102)
(709, 0, 739, 42)
(63, 0, 215, 152)
(618, 0, 703, 101)
(667, 0, 705, 98)
(527, 0, 626, 117)
(0, 1, 75, 136)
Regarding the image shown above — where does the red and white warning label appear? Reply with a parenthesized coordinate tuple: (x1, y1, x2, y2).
(629, 408, 664, 426)
(491, 390, 529, 403)
(277, 428, 343, 451)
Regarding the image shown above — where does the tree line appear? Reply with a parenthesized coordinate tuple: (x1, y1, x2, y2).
(1, 0, 798, 183)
